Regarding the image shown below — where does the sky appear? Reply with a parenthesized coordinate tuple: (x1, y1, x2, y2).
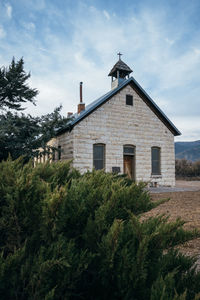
(0, 0, 200, 141)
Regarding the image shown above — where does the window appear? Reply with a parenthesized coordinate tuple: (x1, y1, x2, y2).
(151, 147, 161, 175)
(58, 145, 61, 160)
(126, 94, 133, 106)
(123, 145, 135, 155)
(93, 144, 105, 170)
(52, 149, 55, 161)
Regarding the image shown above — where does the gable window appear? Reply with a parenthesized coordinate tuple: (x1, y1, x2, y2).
(151, 147, 161, 175)
(93, 144, 105, 170)
(126, 94, 133, 106)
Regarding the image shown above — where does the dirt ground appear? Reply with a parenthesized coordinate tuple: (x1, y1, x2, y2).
(148, 180, 200, 193)
(176, 180, 200, 190)
(144, 180, 200, 269)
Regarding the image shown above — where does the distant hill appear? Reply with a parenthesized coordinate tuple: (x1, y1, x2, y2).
(175, 140, 200, 162)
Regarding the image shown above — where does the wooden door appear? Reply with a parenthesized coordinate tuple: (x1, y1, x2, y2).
(124, 155, 135, 180)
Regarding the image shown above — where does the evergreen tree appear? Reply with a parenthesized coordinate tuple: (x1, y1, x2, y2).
(0, 106, 69, 161)
(0, 57, 38, 111)
(0, 160, 200, 299)
(0, 58, 70, 161)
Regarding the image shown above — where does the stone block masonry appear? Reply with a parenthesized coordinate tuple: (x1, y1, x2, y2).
(47, 83, 175, 187)
(72, 84, 175, 187)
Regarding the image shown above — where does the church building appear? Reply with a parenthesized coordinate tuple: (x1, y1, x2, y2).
(43, 54, 181, 187)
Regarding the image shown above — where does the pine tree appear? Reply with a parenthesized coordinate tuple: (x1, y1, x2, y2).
(0, 106, 70, 161)
(0, 59, 71, 161)
(0, 57, 38, 111)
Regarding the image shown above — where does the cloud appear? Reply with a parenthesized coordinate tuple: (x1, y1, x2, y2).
(38, 47, 52, 53)
(19, 0, 46, 11)
(193, 47, 200, 55)
(165, 38, 175, 45)
(174, 117, 200, 141)
(103, 10, 110, 20)
(22, 22, 36, 31)
(0, 26, 6, 38)
(5, 3, 12, 19)
(1, 0, 200, 141)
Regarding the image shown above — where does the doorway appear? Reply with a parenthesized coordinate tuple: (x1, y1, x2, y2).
(123, 145, 135, 180)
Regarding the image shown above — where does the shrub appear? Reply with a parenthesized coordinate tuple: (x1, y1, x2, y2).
(176, 159, 200, 179)
(0, 159, 200, 299)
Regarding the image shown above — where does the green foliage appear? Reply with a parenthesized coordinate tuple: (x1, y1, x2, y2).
(0, 58, 71, 162)
(150, 272, 187, 300)
(0, 57, 38, 111)
(0, 107, 70, 161)
(0, 159, 200, 299)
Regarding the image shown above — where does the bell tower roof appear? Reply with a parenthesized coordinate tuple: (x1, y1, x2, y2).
(108, 53, 133, 78)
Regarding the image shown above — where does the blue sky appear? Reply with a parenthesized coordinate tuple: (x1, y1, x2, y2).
(0, 0, 200, 141)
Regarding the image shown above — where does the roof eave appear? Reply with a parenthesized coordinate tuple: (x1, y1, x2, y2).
(55, 123, 72, 136)
(69, 78, 133, 129)
(108, 68, 133, 77)
(128, 78, 181, 136)
(57, 76, 181, 137)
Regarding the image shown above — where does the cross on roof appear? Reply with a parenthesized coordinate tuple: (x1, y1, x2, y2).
(117, 52, 122, 60)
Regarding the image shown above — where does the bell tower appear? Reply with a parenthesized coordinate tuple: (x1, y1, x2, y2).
(108, 53, 133, 90)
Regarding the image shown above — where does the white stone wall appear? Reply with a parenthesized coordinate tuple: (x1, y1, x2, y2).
(72, 84, 175, 186)
(44, 131, 74, 162)
(56, 131, 74, 161)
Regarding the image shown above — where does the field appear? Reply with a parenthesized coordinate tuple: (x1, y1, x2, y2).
(144, 181, 200, 269)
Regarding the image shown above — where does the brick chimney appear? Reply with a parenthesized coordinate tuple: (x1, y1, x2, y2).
(67, 112, 73, 118)
(77, 82, 85, 114)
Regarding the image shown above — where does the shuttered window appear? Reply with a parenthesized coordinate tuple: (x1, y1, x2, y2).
(151, 147, 161, 175)
(93, 144, 105, 170)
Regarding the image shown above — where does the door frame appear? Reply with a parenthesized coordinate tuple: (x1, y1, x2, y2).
(123, 145, 136, 181)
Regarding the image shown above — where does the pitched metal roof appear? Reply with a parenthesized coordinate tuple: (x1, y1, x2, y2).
(108, 59, 133, 77)
(57, 77, 181, 136)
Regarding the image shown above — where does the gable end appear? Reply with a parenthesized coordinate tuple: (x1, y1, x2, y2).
(128, 80, 181, 136)
(56, 77, 181, 136)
